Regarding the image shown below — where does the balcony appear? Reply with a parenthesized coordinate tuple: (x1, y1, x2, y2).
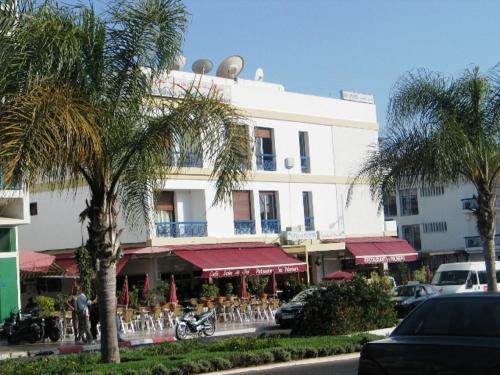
(300, 156, 310, 173)
(168, 152, 203, 168)
(234, 220, 256, 235)
(464, 235, 500, 250)
(304, 216, 314, 231)
(261, 219, 280, 234)
(462, 197, 500, 211)
(256, 153, 276, 171)
(156, 221, 208, 238)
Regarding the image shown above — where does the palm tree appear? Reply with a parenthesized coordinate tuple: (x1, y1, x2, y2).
(0, 0, 251, 363)
(349, 66, 500, 292)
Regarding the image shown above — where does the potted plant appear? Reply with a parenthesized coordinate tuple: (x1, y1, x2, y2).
(224, 282, 234, 298)
(254, 277, 269, 299)
(200, 283, 219, 300)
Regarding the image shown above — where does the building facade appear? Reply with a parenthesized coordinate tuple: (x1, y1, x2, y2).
(19, 69, 406, 297)
(0, 174, 29, 320)
(384, 183, 500, 268)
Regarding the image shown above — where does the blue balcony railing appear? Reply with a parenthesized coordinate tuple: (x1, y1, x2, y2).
(261, 219, 281, 234)
(300, 156, 310, 173)
(256, 153, 276, 171)
(168, 152, 203, 168)
(464, 235, 500, 249)
(156, 221, 208, 238)
(234, 220, 256, 235)
(304, 216, 315, 231)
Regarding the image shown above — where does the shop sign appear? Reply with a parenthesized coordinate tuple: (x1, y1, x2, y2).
(318, 230, 344, 241)
(286, 231, 317, 241)
(204, 264, 305, 278)
(360, 255, 409, 264)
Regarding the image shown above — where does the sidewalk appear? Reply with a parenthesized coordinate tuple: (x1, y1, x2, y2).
(0, 320, 278, 360)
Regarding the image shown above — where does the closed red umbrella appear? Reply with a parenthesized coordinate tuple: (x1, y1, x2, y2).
(119, 275, 130, 306)
(240, 275, 249, 298)
(168, 275, 178, 304)
(143, 273, 151, 298)
(323, 271, 353, 281)
(271, 272, 277, 297)
(71, 277, 78, 295)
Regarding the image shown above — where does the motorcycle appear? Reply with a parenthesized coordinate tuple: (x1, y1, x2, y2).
(175, 306, 216, 340)
(2, 310, 44, 344)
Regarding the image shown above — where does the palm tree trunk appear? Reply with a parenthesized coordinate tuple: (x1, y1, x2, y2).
(476, 187, 498, 292)
(86, 192, 121, 363)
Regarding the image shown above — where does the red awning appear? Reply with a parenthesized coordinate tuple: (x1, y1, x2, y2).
(55, 253, 131, 277)
(19, 250, 65, 277)
(345, 237, 418, 265)
(170, 242, 306, 278)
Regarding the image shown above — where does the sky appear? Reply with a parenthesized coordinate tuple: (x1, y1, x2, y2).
(72, 0, 500, 130)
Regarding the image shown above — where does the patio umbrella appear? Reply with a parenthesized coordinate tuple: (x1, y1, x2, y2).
(143, 273, 151, 299)
(240, 275, 249, 298)
(271, 272, 277, 297)
(322, 271, 353, 281)
(168, 275, 178, 304)
(71, 277, 78, 295)
(119, 275, 130, 306)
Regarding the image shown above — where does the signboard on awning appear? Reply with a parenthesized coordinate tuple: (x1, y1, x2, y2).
(345, 237, 418, 265)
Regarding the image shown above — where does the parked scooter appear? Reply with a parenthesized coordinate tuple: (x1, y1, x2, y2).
(2, 310, 44, 344)
(23, 307, 62, 342)
(175, 307, 216, 340)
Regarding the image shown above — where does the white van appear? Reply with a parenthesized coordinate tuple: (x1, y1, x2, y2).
(431, 261, 500, 294)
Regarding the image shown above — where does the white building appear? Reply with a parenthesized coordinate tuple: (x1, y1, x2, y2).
(19, 67, 413, 297)
(384, 183, 500, 268)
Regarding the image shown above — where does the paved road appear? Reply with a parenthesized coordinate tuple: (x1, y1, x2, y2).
(242, 357, 358, 375)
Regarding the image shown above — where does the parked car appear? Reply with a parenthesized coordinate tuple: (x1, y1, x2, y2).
(392, 283, 437, 317)
(358, 293, 500, 375)
(275, 288, 318, 328)
(432, 261, 500, 294)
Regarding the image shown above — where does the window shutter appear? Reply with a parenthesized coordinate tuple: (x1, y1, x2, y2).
(233, 191, 252, 220)
(255, 127, 272, 138)
(157, 191, 174, 211)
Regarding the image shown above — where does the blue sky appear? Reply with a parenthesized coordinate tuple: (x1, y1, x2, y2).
(73, 0, 499, 129)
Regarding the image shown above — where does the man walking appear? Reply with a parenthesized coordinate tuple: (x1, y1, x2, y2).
(75, 286, 93, 344)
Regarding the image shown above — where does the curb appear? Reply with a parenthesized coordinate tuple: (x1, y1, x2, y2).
(0, 336, 175, 359)
(204, 353, 360, 374)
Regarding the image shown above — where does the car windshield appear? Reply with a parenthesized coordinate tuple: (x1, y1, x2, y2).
(394, 297, 500, 338)
(432, 270, 469, 286)
(291, 289, 315, 302)
(395, 286, 417, 297)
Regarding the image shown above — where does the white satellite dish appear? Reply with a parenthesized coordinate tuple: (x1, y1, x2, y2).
(192, 59, 213, 74)
(172, 55, 186, 71)
(216, 55, 245, 79)
(254, 67, 264, 82)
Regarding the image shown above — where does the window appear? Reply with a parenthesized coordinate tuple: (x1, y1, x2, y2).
(383, 192, 397, 217)
(233, 191, 255, 234)
(0, 228, 14, 252)
(399, 189, 419, 216)
(30, 202, 38, 216)
(420, 186, 445, 197)
(255, 127, 276, 171)
(423, 221, 447, 233)
(302, 191, 314, 230)
(402, 224, 421, 250)
(259, 191, 280, 233)
(156, 191, 175, 222)
(299, 131, 310, 173)
(36, 278, 62, 293)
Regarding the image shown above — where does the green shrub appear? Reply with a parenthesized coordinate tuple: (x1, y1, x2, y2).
(292, 275, 397, 336)
(271, 348, 291, 362)
(224, 282, 234, 296)
(199, 283, 219, 299)
(151, 364, 169, 375)
(124, 370, 138, 375)
(209, 357, 232, 371)
(304, 348, 318, 358)
(33, 296, 56, 317)
(260, 352, 275, 363)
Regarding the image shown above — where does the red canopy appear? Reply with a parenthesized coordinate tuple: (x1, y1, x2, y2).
(171, 243, 306, 278)
(323, 271, 353, 281)
(345, 237, 418, 265)
(19, 251, 65, 277)
(54, 254, 131, 277)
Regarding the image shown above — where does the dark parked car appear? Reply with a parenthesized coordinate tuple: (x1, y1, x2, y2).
(275, 288, 318, 328)
(359, 293, 500, 375)
(392, 283, 437, 317)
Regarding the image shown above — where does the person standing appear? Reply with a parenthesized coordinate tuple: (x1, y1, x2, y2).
(66, 290, 79, 343)
(75, 287, 93, 344)
(89, 297, 99, 340)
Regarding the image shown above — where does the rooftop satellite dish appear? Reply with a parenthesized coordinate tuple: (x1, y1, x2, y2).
(192, 59, 213, 74)
(254, 67, 264, 82)
(216, 55, 245, 79)
(172, 55, 186, 71)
